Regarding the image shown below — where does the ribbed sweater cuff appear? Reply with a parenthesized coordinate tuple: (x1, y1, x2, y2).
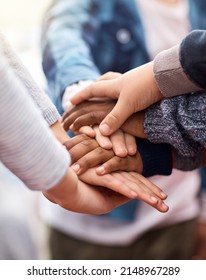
(154, 45, 202, 98)
(136, 138, 172, 177)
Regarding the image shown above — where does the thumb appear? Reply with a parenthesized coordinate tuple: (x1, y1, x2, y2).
(99, 97, 133, 135)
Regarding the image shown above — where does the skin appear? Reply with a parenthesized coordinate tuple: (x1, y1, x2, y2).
(48, 121, 169, 213)
(62, 100, 146, 140)
(63, 133, 143, 176)
(63, 100, 139, 156)
(70, 62, 163, 136)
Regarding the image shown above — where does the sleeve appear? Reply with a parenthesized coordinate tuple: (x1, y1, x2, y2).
(153, 30, 206, 98)
(144, 91, 206, 170)
(154, 45, 202, 98)
(41, 0, 100, 112)
(0, 32, 60, 126)
(0, 51, 70, 191)
(180, 30, 206, 89)
(62, 80, 93, 111)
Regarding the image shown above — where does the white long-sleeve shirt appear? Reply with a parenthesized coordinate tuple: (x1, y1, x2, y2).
(0, 33, 70, 191)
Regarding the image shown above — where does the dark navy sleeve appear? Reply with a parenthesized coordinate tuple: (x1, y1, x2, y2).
(180, 30, 206, 89)
(136, 138, 173, 177)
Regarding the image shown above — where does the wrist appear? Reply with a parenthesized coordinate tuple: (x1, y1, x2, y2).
(50, 120, 70, 144)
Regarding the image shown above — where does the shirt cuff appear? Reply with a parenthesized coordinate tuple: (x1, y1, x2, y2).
(62, 80, 94, 111)
(136, 138, 172, 177)
(154, 45, 203, 98)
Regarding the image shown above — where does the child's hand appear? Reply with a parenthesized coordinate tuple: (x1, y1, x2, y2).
(70, 62, 163, 136)
(80, 168, 169, 213)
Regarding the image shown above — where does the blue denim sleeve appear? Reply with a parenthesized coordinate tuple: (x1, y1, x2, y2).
(41, 0, 100, 113)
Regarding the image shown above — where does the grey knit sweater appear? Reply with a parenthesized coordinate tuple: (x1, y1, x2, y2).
(145, 43, 205, 170)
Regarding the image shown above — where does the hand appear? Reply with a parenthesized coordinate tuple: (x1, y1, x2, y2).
(79, 168, 169, 213)
(63, 134, 143, 175)
(62, 99, 116, 132)
(43, 167, 168, 214)
(62, 99, 146, 138)
(43, 167, 130, 214)
(94, 125, 137, 156)
(70, 61, 164, 136)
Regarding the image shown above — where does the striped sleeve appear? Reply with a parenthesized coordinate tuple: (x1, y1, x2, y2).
(0, 31, 60, 125)
(0, 52, 70, 191)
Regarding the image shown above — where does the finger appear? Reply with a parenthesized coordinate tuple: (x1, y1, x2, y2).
(72, 147, 114, 175)
(110, 129, 128, 157)
(62, 111, 85, 131)
(78, 126, 96, 137)
(63, 134, 89, 150)
(96, 155, 139, 175)
(98, 71, 122, 81)
(70, 79, 118, 105)
(123, 172, 167, 200)
(94, 125, 112, 149)
(62, 102, 96, 130)
(71, 111, 107, 132)
(79, 170, 138, 199)
(99, 95, 134, 136)
(64, 135, 99, 163)
(124, 133, 137, 155)
(111, 172, 169, 212)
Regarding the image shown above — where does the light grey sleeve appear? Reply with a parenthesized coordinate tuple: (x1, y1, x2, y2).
(0, 52, 70, 191)
(153, 45, 203, 98)
(0, 32, 60, 125)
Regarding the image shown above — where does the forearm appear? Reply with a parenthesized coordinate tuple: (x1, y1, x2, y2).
(41, 0, 100, 108)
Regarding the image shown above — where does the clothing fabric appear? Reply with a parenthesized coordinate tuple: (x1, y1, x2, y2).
(40, 0, 204, 252)
(136, 0, 190, 60)
(49, 219, 196, 260)
(154, 30, 206, 94)
(0, 33, 70, 191)
(145, 30, 206, 169)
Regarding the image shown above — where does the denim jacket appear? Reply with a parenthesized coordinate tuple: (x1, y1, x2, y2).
(42, 0, 206, 114)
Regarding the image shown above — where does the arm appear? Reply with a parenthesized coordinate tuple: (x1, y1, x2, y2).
(0, 51, 70, 191)
(70, 30, 206, 135)
(41, 0, 100, 112)
(0, 51, 169, 213)
(0, 32, 60, 125)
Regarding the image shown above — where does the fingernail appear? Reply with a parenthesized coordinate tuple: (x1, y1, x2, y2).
(72, 164, 80, 173)
(115, 147, 127, 157)
(69, 124, 74, 131)
(100, 123, 111, 135)
(101, 140, 112, 149)
(150, 196, 158, 204)
(127, 146, 136, 155)
(161, 203, 169, 212)
(66, 101, 73, 109)
(160, 191, 167, 199)
(96, 166, 105, 175)
(130, 190, 137, 198)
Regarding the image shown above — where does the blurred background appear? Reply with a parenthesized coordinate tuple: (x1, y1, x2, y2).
(0, 0, 51, 86)
(0, 0, 52, 259)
